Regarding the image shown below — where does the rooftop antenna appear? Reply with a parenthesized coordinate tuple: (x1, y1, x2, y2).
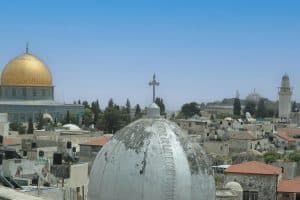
(149, 74, 159, 102)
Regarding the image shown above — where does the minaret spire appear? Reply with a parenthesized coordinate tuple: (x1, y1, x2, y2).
(149, 74, 160, 102)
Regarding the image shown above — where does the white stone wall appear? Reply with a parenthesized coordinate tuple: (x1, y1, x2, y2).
(279, 94, 291, 119)
(225, 173, 278, 200)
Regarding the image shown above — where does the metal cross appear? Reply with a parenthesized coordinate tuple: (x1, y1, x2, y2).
(149, 74, 159, 102)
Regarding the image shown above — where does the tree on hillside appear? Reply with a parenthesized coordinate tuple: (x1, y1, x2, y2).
(91, 100, 101, 124)
(104, 105, 122, 133)
(82, 108, 93, 127)
(82, 101, 90, 109)
(65, 111, 71, 124)
(37, 113, 44, 130)
(120, 106, 131, 127)
(256, 99, 266, 118)
(244, 101, 256, 116)
(233, 97, 241, 116)
(180, 102, 200, 118)
(155, 97, 166, 116)
(135, 104, 142, 119)
(126, 99, 131, 114)
(292, 101, 298, 112)
(108, 98, 114, 108)
(27, 118, 34, 134)
(263, 151, 281, 163)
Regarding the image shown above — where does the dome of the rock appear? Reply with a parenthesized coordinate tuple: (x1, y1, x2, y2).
(1, 53, 52, 87)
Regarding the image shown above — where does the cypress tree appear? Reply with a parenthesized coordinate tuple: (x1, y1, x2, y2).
(27, 118, 34, 134)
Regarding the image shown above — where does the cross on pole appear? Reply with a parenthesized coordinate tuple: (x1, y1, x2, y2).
(149, 74, 159, 102)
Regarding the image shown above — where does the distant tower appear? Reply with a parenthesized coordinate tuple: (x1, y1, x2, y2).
(278, 73, 292, 120)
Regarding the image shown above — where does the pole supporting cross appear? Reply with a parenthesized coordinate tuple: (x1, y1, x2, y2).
(149, 74, 159, 102)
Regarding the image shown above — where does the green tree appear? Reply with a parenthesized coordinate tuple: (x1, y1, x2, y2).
(9, 122, 21, 131)
(18, 125, 26, 135)
(78, 99, 81, 105)
(233, 97, 241, 116)
(155, 97, 166, 116)
(292, 101, 297, 112)
(91, 100, 101, 124)
(65, 111, 71, 124)
(125, 99, 131, 114)
(95, 114, 105, 130)
(135, 104, 142, 119)
(37, 113, 44, 130)
(108, 98, 114, 108)
(256, 99, 266, 118)
(120, 106, 131, 127)
(27, 118, 34, 134)
(104, 106, 122, 133)
(263, 151, 281, 163)
(82, 108, 94, 127)
(244, 101, 256, 116)
(82, 101, 90, 109)
(288, 152, 300, 162)
(180, 102, 200, 118)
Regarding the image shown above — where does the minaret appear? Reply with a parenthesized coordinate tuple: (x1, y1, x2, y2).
(278, 73, 292, 120)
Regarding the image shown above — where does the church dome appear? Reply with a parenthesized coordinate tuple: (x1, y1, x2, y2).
(88, 104, 216, 200)
(1, 53, 52, 87)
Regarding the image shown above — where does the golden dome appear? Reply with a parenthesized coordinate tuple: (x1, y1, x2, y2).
(1, 53, 52, 87)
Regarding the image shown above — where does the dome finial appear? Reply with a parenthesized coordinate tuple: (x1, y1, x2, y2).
(25, 42, 29, 54)
(147, 103, 161, 118)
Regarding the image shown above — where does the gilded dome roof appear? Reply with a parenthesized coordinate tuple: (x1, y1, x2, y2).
(1, 53, 52, 87)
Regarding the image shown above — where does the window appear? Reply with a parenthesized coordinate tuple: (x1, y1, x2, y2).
(22, 88, 27, 96)
(12, 88, 16, 96)
(5, 88, 8, 96)
(243, 191, 258, 200)
(33, 88, 37, 97)
(42, 89, 46, 96)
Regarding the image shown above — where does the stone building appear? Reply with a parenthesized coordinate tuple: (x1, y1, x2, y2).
(275, 128, 300, 150)
(224, 161, 282, 200)
(0, 48, 84, 123)
(229, 131, 269, 153)
(79, 135, 112, 170)
(177, 114, 211, 135)
(277, 176, 300, 200)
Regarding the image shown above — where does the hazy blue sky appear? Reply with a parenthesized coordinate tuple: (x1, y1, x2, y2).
(0, 0, 299, 110)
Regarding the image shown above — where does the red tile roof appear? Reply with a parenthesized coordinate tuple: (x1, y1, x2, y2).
(80, 135, 112, 146)
(276, 128, 300, 142)
(278, 177, 300, 193)
(224, 161, 282, 175)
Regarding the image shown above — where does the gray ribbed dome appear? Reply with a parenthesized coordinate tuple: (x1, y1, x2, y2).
(88, 116, 216, 200)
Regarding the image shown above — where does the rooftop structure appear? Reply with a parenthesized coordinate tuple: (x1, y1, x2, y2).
(225, 161, 282, 175)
